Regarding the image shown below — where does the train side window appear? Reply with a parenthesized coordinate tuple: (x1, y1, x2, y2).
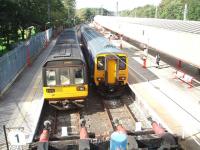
(97, 57, 105, 70)
(119, 56, 126, 70)
(60, 69, 70, 85)
(74, 68, 84, 84)
(46, 70, 56, 86)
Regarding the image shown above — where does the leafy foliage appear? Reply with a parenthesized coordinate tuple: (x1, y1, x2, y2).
(159, 0, 184, 19)
(0, 0, 76, 53)
(187, 0, 200, 21)
(76, 8, 111, 23)
(120, 5, 156, 18)
(120, 0, 200, 21)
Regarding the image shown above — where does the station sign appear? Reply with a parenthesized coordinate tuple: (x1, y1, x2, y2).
(7, 128, 26, 146)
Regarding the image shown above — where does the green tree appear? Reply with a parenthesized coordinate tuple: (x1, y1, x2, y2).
(135, 5, 155, 18)
(120, 5, 155, 18)
(159, 0, 184, 19)
(120, 10, 131, 17)
(0, 0, 76, 52)
(187, 0, 200, 21)
(76, 8, 110, 23)
(0, 0, 18, 49)
(119, 0, 200, 20)
(62, 0, 76, 27)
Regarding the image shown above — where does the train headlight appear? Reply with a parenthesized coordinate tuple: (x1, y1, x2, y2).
(97, 77, 104, 81)
(77, 86, 85, 91)
(46, 89, 55, 93)
(119, 77, 126, 80)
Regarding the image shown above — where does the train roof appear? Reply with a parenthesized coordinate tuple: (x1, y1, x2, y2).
(45, 29, 85, 64)
(81, 25, 124, 56)
(56, 29, 77, 45)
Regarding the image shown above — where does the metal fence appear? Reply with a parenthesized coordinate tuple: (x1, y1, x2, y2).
(0, 29, 52, 96)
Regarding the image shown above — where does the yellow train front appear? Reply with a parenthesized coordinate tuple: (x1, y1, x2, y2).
(43, 29, 88, 109)
(81, 25, 128, 97)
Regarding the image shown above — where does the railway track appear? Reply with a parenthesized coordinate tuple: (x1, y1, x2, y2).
(81, 88, 113, 139)
(34, 103, 80, 141)
(102, 89, 137, 132)
(53, 110, 80, 137)
(32, 87, 181, 149)
(81, 87, 138, 138)
(35, 87, 138, 141)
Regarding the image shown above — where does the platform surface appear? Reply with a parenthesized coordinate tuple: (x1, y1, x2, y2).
(120, 41, 200, 149)
(0, 39, 56, 148)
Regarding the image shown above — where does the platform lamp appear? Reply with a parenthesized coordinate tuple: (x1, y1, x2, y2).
(26, 26, 34, 67)
(118, 24, 123, 49)
(27, 26, 34, 37)
(45, 22, 51, 31)
(45, 22, 51, 48)
(54, 19, 58, 28)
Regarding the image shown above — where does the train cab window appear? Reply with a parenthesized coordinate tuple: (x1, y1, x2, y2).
(46, 70, 56, 86)
(60, 69, 70, 85)
(119, 56, 126, 70)
(97, 57, 105, 70)
(74, 68, 84, 84)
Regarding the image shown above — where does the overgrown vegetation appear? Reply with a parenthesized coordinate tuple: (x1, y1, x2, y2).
(1, 0, 200, 56)
(120, 0, 200, 21)
(0, 0, 76, 55)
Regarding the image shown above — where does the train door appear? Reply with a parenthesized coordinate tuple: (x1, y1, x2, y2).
(106, 56, 118, 84)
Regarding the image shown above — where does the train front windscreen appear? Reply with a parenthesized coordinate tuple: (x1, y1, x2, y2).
(45, 67, 85, 86)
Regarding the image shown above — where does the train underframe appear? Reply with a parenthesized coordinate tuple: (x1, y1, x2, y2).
(96, 82, 127, 98)
(30, 129, 180, 150)
(46, 98, 86, 110)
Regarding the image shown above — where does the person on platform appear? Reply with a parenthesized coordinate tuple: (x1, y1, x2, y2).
(155, 53, 160, 68)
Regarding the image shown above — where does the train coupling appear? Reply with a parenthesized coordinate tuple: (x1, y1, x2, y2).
(44, 120, 51, 131)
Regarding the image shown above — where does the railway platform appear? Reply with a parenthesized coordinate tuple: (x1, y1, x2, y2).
(121, 41, 200, 149)
(0, 39, 57, 149)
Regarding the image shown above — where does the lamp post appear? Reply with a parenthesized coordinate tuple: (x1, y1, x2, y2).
(47, 0, 51, 22)
(45, 22, 50, 48)
(116, 1, 118, 16)
(183, 3, 188, 20)
(27, 26, 34, 38)
(155, 5, 158, 18)
(26, 26, 34, 67)
(45, 22, 51, 31)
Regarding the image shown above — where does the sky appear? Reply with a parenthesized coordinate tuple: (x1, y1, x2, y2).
(76, 0, 162, 11)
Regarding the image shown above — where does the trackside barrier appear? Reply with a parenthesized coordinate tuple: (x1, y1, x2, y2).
(174, 70, 193, 88)
(174, 70, 184, 79)
(0, 28, 52, 96)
